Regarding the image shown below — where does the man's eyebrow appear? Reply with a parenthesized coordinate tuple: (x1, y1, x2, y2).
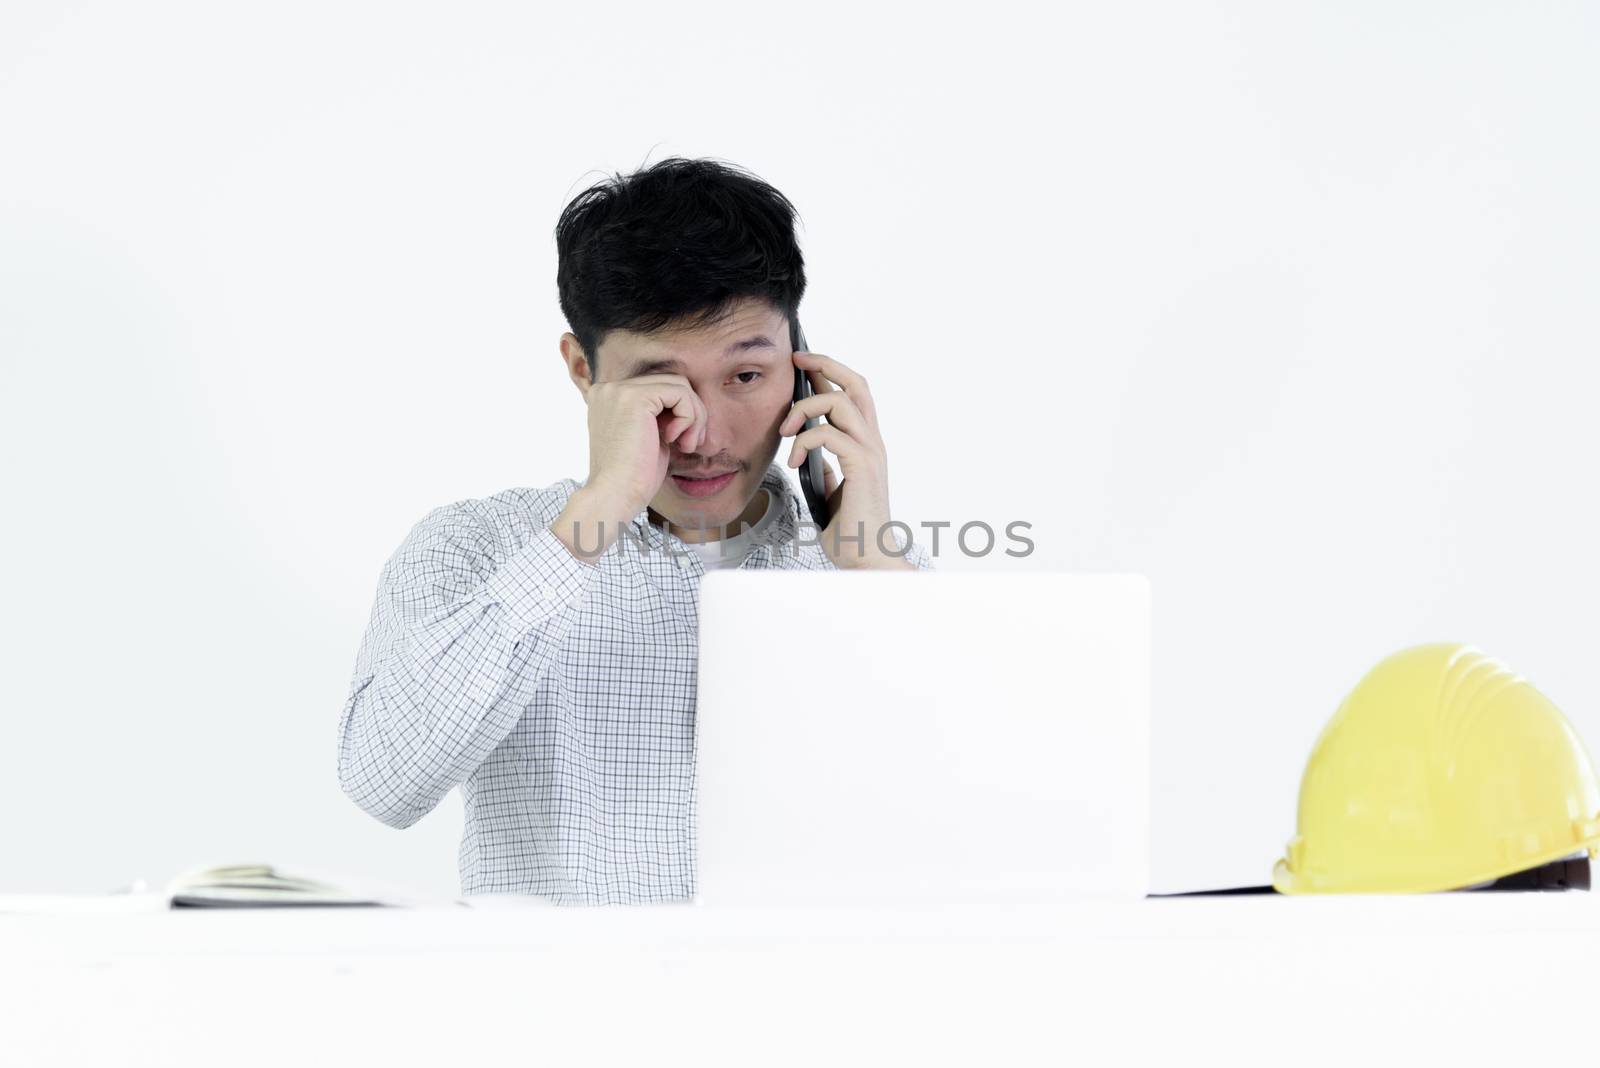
(623, 334, 778, 378)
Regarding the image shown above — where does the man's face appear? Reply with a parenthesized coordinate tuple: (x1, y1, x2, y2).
(583, 296, 794, 542)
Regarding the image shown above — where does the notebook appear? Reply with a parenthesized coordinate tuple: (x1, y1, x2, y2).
(164, 863, 398, 908)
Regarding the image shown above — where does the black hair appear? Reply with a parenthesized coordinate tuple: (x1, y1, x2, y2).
(555, 156, 806, 381)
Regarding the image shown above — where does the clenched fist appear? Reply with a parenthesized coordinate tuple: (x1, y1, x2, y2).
(551, 373, 708, 565)
(583, 372, 712, 515)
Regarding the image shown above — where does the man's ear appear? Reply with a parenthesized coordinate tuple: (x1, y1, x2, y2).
(559, 333, 595, 399)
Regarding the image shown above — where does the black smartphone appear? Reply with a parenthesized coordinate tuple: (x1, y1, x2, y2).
(789, 315, 831, 529)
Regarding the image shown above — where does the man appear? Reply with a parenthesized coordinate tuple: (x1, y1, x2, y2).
(336, 157, 932, 904)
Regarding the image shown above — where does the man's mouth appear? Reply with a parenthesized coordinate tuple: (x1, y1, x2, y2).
(670, 471, 738, 497)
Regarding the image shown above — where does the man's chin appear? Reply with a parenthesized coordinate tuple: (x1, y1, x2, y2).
(652, 475, 756, 536)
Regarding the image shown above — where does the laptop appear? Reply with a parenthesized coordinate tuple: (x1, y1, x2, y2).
(691, 570, 1151, 905)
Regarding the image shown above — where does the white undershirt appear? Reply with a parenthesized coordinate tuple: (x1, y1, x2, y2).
(682, 489, 780, 570)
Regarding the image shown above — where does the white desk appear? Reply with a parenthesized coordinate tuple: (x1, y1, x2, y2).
(4, 895, 1595, 1066)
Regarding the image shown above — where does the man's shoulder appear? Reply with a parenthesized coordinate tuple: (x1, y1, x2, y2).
(398, 477, 585, 560)
(467, 477, 585, 531)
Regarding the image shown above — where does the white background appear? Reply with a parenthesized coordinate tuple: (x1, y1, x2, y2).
(2, 1, 1596, 897)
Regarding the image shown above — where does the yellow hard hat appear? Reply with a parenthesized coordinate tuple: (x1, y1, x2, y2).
(1273, 642, 1600, 894)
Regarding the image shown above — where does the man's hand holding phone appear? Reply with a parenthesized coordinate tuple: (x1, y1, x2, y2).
(778, 350, 914, 571)
(552, 373, 706, 565)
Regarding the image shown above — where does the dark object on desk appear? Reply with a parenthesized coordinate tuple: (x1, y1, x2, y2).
(1475, 853, 1590, 892)
(1148, 885, 1276, 897)
(1148, 854, 1592, 897)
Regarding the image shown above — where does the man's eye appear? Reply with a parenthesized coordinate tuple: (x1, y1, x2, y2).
(734, 371, 762, 385)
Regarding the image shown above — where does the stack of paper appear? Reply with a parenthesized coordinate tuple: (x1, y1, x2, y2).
(166, 863, 393, 908)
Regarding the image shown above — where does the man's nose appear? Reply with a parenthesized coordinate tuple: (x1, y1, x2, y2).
(680, 398, 732, 456)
